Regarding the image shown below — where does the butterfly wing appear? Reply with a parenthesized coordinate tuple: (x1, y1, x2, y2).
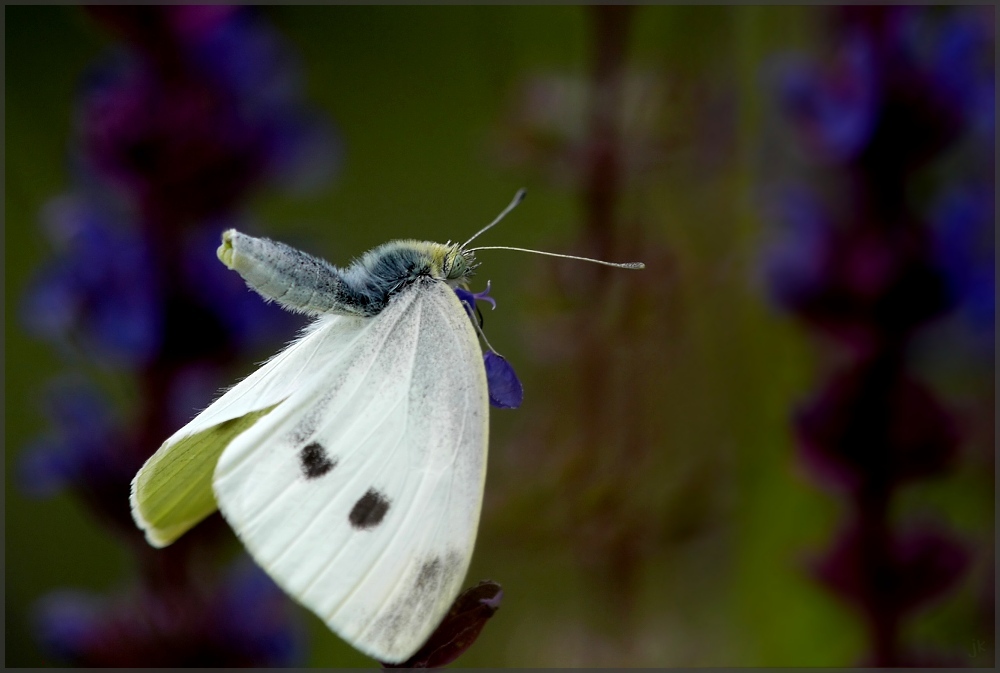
(212, 279, 490, 664)
(130, 312, 372, 548)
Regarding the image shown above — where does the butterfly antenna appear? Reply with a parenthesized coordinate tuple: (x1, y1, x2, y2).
(468, 246, 645, 270)
(459, 295, 502, 354)
(461, 188, 527, 249)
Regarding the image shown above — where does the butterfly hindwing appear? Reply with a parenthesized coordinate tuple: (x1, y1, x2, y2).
(212, 280, 489, 663)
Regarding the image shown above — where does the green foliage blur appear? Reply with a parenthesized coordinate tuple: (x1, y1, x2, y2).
(6, 6, 992, 667)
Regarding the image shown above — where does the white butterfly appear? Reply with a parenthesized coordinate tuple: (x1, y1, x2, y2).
(129, 190, 642, 663)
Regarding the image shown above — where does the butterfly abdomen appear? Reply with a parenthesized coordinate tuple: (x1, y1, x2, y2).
(218, 231, 468, 318)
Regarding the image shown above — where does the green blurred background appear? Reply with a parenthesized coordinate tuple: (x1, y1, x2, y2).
(6, 5, 993, 667)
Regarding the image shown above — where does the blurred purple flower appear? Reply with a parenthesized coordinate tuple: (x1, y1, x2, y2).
(214, 559, 308, 667)
(812, 521, 971, 618)
(21, 6, 341, 666)
(33, 590, 105, 664)
(762, 5, 990, 665)
(32, 557, 306, 667)
(76, 6, 337, 220)
(764, 193, 952, 348)
(762, 187, 836, 311)
(920, 9, 996, 139)
(16, 380, 123, 498)
(184, 9, 341, 193)
(163, 5, 242, 41)
(78, 56, 266, 220)
(775, 33, 879, 164)
(931, 186, 995, 341)
(21, 195, 162, 367)
(794, 365, 959, 493)
(177, 224, 302, 354)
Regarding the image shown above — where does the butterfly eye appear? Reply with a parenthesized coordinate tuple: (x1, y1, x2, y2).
(446, 255, 469, 280)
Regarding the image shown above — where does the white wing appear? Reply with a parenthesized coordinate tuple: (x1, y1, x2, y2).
(130, 307, 370, 548)
(212, 279, 489, 664)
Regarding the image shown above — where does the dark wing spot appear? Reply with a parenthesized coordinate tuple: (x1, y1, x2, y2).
(349, 488, 391, 529)
(415, 557, 443, 591)
(300, 442, 336, 479)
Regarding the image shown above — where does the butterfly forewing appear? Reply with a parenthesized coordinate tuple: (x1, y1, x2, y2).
(130, 309, 370, 547)
(212, 280, 489, 663)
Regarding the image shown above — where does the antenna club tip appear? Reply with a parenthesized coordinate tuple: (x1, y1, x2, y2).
(628, 262, 646, 270)
(514, 188, 527, 203)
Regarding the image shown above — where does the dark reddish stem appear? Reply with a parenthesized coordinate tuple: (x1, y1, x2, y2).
(582, 5, 633, 254)
(573, 4, 639, 624)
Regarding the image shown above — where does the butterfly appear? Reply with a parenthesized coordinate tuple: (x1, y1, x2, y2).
(129, 189, 643, 663)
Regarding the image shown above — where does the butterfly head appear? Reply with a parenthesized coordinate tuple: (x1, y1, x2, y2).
(441, 244, 479, 284)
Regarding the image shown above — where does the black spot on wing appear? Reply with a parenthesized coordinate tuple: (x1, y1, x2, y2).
(349, 488, 391, 529)
(300, 442, 336, 479)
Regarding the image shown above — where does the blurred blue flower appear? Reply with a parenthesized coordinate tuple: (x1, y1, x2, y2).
(78, 55, 271, 220)
(761, 186, 834, 312)
(32, 590, 105, 664)
(774, 33, 879, 164)
(763, 187, 952, 348)
(919, 9, 996, 139)
(21, 195, 162, 368)
(178, 224, 303, 354)
(21, 5, 342, 666)
(762, 6, 990, 665)
(185, 9, 341, 193)
(17, 380, 122, 498)
(931, 186, 995, 343)
(215, 559, 308, 667)
(32, 556, 307, 667)
(75, 7, 337, 221)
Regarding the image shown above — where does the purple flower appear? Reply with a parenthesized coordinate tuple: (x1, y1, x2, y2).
(32, 590, 105, 664)
(455, 283, 523, 409)
(183, 9, 341, 193)
(811, 520, 970, 618)
(21, 195, 162, 368)
(32, 557, 307, 667)
(77, 55, 270, 220)
(214, 559, 308, 667)
(454, 281, 498, 316)
(775, 33, 879, 164)
(764, 191, 953, 348)
(16, 380, 123, 498)
(84, 6, 241, 61)
(20, 6, 341, 666)
(762, 187, 835, 311)
(931, 186, 995, 341)
(178, 224, 303, 354)
(919, 9, 996, 137)
(75, 7, 337, 221)
(762, 6, 989, 665)
(484, 352, 523, 410)
(795, 365, 959, 493)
